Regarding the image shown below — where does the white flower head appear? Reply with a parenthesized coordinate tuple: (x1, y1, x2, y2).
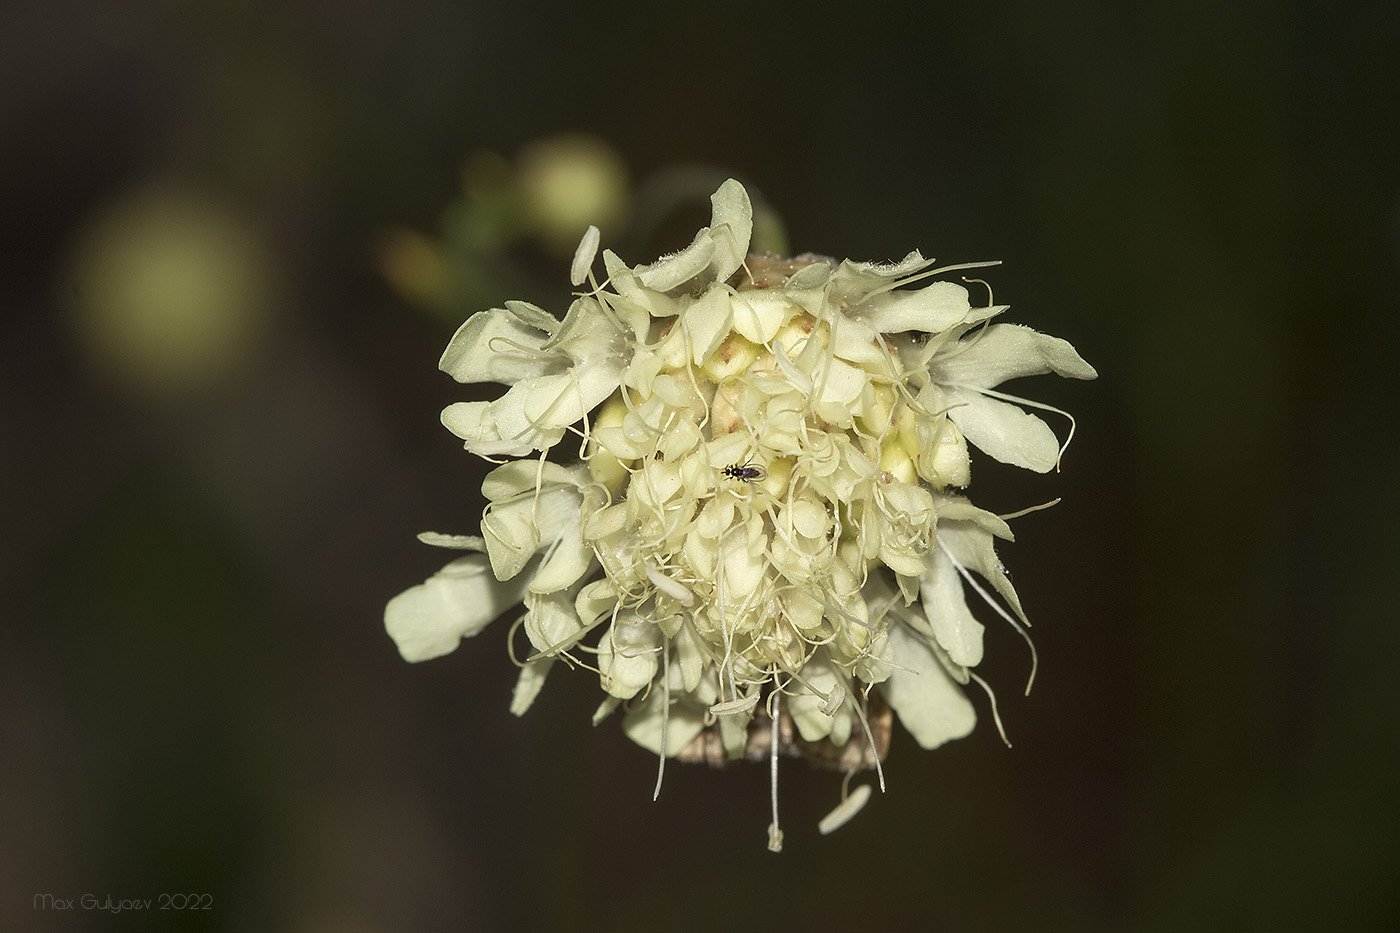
(386, 179, 1096, 850)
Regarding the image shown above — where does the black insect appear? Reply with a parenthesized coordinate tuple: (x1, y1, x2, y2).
(721, 462, 767, 483)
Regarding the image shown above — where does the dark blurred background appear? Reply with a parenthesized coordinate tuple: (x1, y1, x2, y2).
(4, 0, 1398, 930)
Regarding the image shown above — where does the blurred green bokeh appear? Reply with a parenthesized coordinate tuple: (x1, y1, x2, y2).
(3, 1, 1397, 931)
(65, 186, 275, 396)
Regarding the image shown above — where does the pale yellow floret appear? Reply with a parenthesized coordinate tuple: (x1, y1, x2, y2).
(385, 178, 1097, 847)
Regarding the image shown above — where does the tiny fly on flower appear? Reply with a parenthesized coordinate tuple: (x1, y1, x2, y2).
(721, 462, 766, 483)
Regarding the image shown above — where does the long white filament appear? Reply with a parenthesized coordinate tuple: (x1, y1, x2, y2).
(766, 691, 784, 853)
(653, 640, 670, 801)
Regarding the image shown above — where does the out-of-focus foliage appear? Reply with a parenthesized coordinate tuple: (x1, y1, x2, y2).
(65, 186, 276, 396)
(376, 134, 790, 320)
(377, 135, 629, 315)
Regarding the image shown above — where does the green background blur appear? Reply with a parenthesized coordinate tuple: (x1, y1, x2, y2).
(4, 1, 1398, 930)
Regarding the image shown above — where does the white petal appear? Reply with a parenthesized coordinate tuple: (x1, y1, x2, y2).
(881, 621, 976, 749)
(636, 228, 715, 292)
(582, 501, 628, 542)
(946, 387, 1062, 473)
(624, 343, 666, 395)
(673, 621, 706, 692)
(933, 494, 1014, 540)
(598, 619, 661, 699)
(916, 410, 972, 489)
(789, 652, 850, 744)
(818, 784, 873, 835)
(529, 510, 592, 594)
(939, 519, 1028, 624)
(481, 508, 539, 582)
(729, 290, 792, 344)
(788, 496, 829, 539)
(509, 659, 554, 715)
(830, 317, 888, 365)
(438, 400, 493, 443)
(657, 416, 702, 463)
(880, 544, 928, 578)
(519, 368, 610, 432)
(439, 303, 559, 385)
(720, 535, 767, 603)
(535, 483, 587, 542)
(707, 178, 753, 284)
(873, 479, 929, 574)
(570, 225, 600, 286)
(857, 281, 972, 333)
(522, 589, 591, 656)
(443, 362, 618, 460)
(682, 287, 733, 366)
(482, 483, 583, 582)
(830, 251, 934, 305)
(480, 459, 579, 502)
(415, 532, 486, 550)
(646, 565, 696, 607)
(605, 250, 681, 318)
(440, 386, 564, 457)
(621, 686, 707, 756)
(603, 250, 645, 303)
(781, 260, 832, 315)
(921, 549, 986, 667)
(384, 555, 524, 662)
(545, 296, 623, 360)
(575, 578, 618, 630)
(592, 695, 622, 725)
(718, 705, 752, 759)
(854, 627, 894, 684)
(590, 422, 650, 461)
(935, 323, 1098, 388)
(816, 356, 868, 407)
